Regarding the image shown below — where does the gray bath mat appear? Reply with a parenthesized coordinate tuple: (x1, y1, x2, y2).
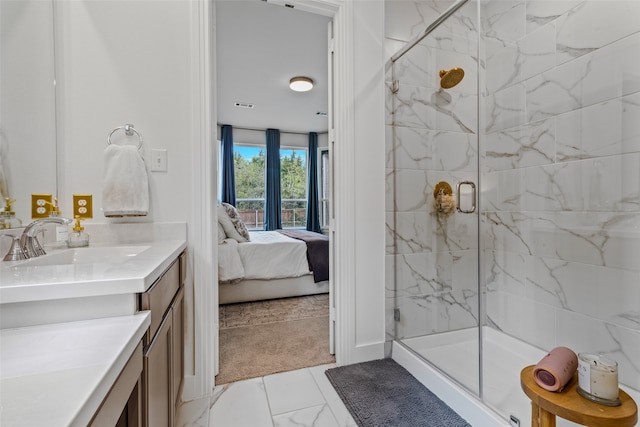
(325, 358, 471, 427)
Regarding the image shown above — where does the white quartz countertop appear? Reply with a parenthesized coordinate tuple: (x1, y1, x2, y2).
(0, 312, 151, 427)
(0, 239, 186, 304)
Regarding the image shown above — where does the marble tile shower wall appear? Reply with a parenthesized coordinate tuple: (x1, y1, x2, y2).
(384, 0, 480, 342)
(385, 0, 639, 392)
(482, 0, 640, 392)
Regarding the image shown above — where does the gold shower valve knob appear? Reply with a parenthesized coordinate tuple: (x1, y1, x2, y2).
(73, 194, 93, 219)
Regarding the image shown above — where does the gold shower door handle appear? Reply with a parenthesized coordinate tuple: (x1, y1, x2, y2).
(456, 181, 476, 213)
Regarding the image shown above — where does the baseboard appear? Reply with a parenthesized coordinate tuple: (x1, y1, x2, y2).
(342, 341, 385, 365)
(180, 375, 204, 403)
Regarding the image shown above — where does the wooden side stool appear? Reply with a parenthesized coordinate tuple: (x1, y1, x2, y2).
(520, 365, 638, 427)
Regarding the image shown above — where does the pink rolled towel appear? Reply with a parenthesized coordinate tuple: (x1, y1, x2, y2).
(532, 347, 578, 392)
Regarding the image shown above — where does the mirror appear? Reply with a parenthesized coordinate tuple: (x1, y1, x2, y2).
(0, 0, 58, 227)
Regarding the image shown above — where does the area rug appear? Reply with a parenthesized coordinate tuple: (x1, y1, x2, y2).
(325, 358, 471, 427)
(219, 293, 330, 328)
(216, 295, 335, 384)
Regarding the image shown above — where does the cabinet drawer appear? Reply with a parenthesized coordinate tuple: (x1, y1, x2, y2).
(140, 259, 179, 339)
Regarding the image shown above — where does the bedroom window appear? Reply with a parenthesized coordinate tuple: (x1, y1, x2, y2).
(280, 148, 307, 229)
(232, 144, 308, 230)
(234, 145, 266, 229)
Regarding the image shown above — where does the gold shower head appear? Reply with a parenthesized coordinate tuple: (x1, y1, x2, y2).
(439, 68, 465, 89)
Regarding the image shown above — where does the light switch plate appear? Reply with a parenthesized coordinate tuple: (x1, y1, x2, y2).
(31, 194, 52, 219)
(151, 149, 168, 172)
(73, 194, 93, 219)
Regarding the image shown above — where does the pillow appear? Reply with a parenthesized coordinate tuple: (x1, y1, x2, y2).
(217, 203, 250, 242)
(222, 202, 251, 241)
(217, 222, 227, 244)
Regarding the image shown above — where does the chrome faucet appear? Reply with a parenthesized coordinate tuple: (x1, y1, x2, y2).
(20, 217, 73, 258)
(2, 234, 27, 261)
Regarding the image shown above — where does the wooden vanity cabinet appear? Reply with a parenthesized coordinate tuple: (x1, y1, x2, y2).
(139, 251, 185, 427)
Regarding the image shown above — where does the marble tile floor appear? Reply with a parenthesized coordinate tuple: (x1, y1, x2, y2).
(176, 363, 357, 427)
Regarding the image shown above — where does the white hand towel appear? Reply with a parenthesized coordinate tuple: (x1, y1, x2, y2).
(102, 144, 149, 217)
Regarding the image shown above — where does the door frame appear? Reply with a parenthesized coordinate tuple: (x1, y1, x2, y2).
(188, 0, 362, 399)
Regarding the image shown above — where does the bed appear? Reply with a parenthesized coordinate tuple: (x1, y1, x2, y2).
(217, 203, 329, 304)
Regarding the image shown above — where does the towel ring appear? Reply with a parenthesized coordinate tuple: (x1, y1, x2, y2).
(107, 124, 143, 149)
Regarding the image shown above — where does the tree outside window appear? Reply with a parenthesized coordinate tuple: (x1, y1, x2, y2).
(232, 145, 307, 229)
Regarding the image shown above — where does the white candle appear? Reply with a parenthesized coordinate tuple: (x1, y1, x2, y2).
(578, 354, 619, 402)
(590, 359, 619, 400)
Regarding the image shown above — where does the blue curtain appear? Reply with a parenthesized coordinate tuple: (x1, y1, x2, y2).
(264, 128, 282, 230)
(220, 125, 236, 206)
(306, 132, 321, 233)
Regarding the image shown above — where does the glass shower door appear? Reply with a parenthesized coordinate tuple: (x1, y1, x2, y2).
(388, 0, 481, 397)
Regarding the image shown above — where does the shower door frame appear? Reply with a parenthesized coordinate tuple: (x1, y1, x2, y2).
(389, 0, 486, 402)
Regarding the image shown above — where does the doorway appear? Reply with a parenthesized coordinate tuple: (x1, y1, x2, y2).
(213, 0, 335, 385)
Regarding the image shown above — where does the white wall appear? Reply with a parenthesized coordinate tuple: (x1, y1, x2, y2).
(55, 1, 194, 223)
(54, 0, 202, 393)
(330, 0, 387, 364)
(352, 0, 386, 354)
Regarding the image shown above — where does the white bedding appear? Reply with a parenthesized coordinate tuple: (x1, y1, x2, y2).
(218, 231, 311, 283)
(217, 238, 245, 282)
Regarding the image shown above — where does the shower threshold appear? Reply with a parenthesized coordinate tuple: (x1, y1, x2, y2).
(394, 327, 640, 427)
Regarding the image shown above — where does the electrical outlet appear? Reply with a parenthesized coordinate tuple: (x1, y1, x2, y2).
(31, 194, 52, 219)
(73, 194, 93, 219)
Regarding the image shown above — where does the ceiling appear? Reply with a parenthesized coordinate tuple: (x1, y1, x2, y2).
(216, 1, 330, 134)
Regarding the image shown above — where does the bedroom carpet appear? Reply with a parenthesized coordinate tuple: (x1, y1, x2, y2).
(217, 294, 335, 384)
(219, 293, 330, 328)
(325, 358, 471, 427)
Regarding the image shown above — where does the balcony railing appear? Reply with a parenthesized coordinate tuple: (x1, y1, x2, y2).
(236, 198, 307, 229)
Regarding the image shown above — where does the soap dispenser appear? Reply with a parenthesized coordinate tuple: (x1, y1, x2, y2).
(67, 216, 89, 248)
(47, 198, 69, 247)
(1, 198, 22, 229)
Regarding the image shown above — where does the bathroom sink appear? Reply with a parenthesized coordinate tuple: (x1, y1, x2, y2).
(0, 239, 185, 305)
(18, 245, 152, 267)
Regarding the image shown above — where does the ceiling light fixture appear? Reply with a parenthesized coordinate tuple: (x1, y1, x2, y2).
(289, 76, 314, 92)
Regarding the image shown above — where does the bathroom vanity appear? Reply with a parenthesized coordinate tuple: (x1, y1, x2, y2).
(140, 250, 186, 427)
(0, 223, 187, 427)
(1, 314, 150, 426)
